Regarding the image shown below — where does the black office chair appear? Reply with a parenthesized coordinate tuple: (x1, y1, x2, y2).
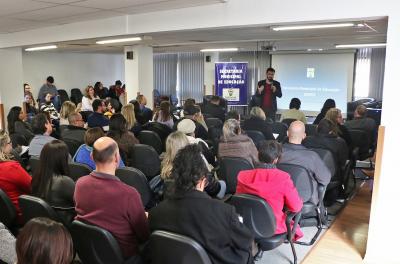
(58, 89, 70, 105)
(71, 220, 129, 264)
(277, 163, 325, 246)
(218, 157, 254, 194)
(228, 194, 301, 264)
(208, 126, 222, 156)
(245, 130, 266, 146)
(68, 162, 92, 182)
(281, 118, 297, 127)
(271, 122, 288, 142)
(19, 195, 61, 224)
(130, 144, 161, 180)
(0, 188, 17, 231)
(205, 118, 223, 129)
(115, 167, 154, 209)
(348, 129, 373, 162)
(138, 130, 163, 155)
(70, 88, 83, 105)
(147, 230, 212, 264)
(142, 122, 172, 151)
(28, 156, 41, 175)
(63, 138, 82, 157)
(305, 124, 317, 136)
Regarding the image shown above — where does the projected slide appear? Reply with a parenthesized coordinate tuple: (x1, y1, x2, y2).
(272, 53, 354, 114)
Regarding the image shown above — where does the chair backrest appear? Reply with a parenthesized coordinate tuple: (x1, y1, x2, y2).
(115, 167, 153, 208)
(19, 195, 60, 224)
(68, 162, 92, 182)
(138, 130, 163, 155)
(29, 156, 41, 175)
(348, 129, 371, 159)
(130, 144, 161, 180)
(63, 138, 82, 157)
(277, 163, 314, 203)
(281, 118, 297, 127)
(228, 194, 276, 239)
(70, 220, 125, 264)
(58, 89, 70, 104)
(218, 157, 254, 194)
(142, 122, 172, 151)
(70, 88, 83, 105)
(309, 148, 336, 179)
(305, 124, 317, 136)
(205, 118, 223, 129)
(270, 122, 288, 142)
(10, 133, 28, 148)
(148, 230, 212, 264)
(245, 130, 265, 146)
(0, 188, 17, 228)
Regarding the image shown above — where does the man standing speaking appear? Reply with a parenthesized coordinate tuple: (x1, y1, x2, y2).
(253, 67, 282, 121)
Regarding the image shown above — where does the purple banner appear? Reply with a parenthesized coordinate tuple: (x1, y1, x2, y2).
(215, 62, 248, 105)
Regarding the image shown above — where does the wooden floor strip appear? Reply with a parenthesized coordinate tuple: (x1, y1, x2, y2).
(302, 182, 372, 264)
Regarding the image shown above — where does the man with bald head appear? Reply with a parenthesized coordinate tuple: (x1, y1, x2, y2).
(279, 121, 331, 205)
(74, 137, 149, 261)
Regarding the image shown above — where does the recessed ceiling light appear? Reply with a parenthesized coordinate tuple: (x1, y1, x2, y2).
(272, 23, 354, 31)
(307, 48, 324, 52)
(96, 37, 142, 44)
(25, 45, 57, 51)
(200, 48, 238, 52)
(335, 43, 386, 48)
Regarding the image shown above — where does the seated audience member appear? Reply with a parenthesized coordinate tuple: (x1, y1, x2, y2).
(37, 76, 58, 105)
(226, 110, 240, 121)
(94, 81, 108, 99)
(130, 100, 147, 125)
(7, 106, 34, 143)
(24, 90, 38, 118)
(345, 104, 377, 144)
(219, 119, 259, 165)
(104, 97, 119, 119)
(325, 108, 352, 146)
(303, 119, 348, 170)
(28, 113, 56, 157)
(87, 99, 109, 131)
(40, 93, 60, 122)
(74, 137, 149, 260)
(236, 140, 303, 240)
(121, 103, 142, 137)
(280, 98, 307, 124)
(32, 140, 75, 223)
(203, 95, 225, 121)
(16, 217, 73, 264)
(107, 114, 139, 165)
(59, 101, 76, 126)
(0, 222, 16, 264)
(109, 80, 124, 100)
(243, 107, 275, 140)
(180, 98, 196, 118)
(313, 98, 336, 125)
(179, 105, 208, 140)
(149, 144, 253, 264)
(61, 112, 86, 145)
(177, 119, 209, 147)
(0, 130, 31, 224)
(280, 121, 331, 205)
(137, 94, 153, 123)
(153, 101, 174, 129)
(74, 128, 125, 170)
(161, 131, 225, 198)
(81, 85, 99, 112)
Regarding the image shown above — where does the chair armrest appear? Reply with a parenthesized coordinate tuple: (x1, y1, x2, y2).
(51, 206, 75, 211)
(317, 184, 326, 207)
(285, 210, 302, 241)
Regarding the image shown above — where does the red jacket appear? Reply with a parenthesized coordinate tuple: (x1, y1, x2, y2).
(0, 161, 31, 222)
(236, 167, 303, 240)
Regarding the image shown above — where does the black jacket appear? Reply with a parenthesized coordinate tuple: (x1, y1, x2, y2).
(149, 190, 254, 264)
(61, 125, 86, 145)
(254, 79, 282, 112)
(242, 116, 275, 140)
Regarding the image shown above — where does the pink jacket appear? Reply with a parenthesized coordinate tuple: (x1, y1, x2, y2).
(236, 168, 303, 240)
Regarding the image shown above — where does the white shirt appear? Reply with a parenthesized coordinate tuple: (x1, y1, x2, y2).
(81, 96, 99, 112)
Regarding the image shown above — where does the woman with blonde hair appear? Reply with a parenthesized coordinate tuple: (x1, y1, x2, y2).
(161, 131, 226, 199)
(0, 130, 31, 224)
(121, 103, 142, 136)
(59, 101, 76, 125)
(242, 106, 275, 140)
(325, 108, 352, 146)
(81, 85, 99, 112)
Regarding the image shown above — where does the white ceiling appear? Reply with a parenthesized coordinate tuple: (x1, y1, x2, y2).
(0, 0, 222, 33)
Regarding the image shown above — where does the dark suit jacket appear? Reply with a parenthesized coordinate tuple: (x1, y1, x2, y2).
(149, 190, 254, 264)
(254, 79, 282, 112)
(242, 116, 275, 140)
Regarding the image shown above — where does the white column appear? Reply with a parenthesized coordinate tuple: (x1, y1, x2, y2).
(124, 45, 153, 108)
(0, 47, 24, 119)
(203, 52, 219, 95)
(364, 14, 400, 264)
